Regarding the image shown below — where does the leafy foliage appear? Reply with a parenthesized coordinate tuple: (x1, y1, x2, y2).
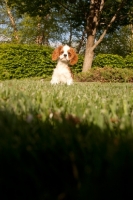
(2, 0, 133, 71)
(95, 26, 133, 57)
(75, 67, 133, 82)
(0, 43, 54, 79)
(8, 0, 133, 32)
(0, 44, 83, 79)
(93, 54, 125, 68)
(125, 52, 133, 68)
(73, 54, 83, 73)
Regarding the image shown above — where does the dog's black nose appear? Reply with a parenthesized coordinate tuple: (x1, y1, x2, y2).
(64, 54, 67, 57)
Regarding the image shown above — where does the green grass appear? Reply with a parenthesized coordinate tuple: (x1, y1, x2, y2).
(0, 79, 133, 131)
(1, 79, 133, 200)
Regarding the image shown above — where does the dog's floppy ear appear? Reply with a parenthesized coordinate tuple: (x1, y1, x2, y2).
(69, 48, 78, 65)
(52, 45, 63, 61)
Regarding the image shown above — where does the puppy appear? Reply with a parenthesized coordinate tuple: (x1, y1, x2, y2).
(51, 45, 78, 85)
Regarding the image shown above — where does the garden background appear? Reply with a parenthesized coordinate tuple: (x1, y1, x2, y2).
(0, 0, 133, 200)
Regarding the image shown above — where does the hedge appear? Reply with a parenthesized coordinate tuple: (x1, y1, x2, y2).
(0, 44, 83, 80)
(92, 53, 133, 69)
(75, 67, 133, 82)
(125, 52, 133, 68)
(1, 44, 133, 81)
(92, 54, 126, 68)
(0, 44, 53, 79)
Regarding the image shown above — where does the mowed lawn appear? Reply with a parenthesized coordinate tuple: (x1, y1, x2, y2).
(1, 79, 133, 200)
(0, 79, 133, 131)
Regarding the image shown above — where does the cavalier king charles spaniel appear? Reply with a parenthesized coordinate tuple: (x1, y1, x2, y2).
(51, 45, 78, 85)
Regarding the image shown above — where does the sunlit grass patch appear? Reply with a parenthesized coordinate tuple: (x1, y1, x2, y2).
(0, 79, 133, 131)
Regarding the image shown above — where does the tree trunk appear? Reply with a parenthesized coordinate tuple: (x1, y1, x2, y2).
(82, 0, 126, 72)
(82, 35, 95, 72)
(36, 23, 42, 45)
(77, 30, 86, 53)
(130, 24, 133, 52)
(82, 0, 99, 72)
(4, 0, 19, 41)
(36, 17, 49, 45)
(68, 24, 72, 46)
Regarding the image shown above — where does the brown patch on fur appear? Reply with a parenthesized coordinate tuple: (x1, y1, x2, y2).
(68, 48, 78, 65)
(52, 45, 63, 61)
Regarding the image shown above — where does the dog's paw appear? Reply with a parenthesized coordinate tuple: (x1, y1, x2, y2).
(66, 79, 73, 85)
(50, 80, 59, 85)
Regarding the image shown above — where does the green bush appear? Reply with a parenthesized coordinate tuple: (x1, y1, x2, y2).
(73, 54, 83, 73)
(93, 54, 125, 68)
(0, 44, 54, 79)
(125, 52, 133, 68)
(0, 44, 83, 80)
(75, 67, 133, 82)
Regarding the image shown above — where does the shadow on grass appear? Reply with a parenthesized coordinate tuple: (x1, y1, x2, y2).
(0, 110, 133, 200)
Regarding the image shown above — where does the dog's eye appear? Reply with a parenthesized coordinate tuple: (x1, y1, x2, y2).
(60, 51, 64, 54)
(68, 52, 71, 56)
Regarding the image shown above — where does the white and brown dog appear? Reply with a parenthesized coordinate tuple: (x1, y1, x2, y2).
(51, 45, 78, 85)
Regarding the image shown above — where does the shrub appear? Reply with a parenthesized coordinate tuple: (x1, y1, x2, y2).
(72, 54, 84, 73)
(0, 44, 54, 79)
(75, 67, 133, 82)
(93, 54, 125, 68)
(0, 44, 83, 80)
(125, 52, 133, 68)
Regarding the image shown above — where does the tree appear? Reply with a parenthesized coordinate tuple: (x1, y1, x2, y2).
(3, 0, 19, 41)
(8, 0, 133, 71)
(19, 14, 55, 45)
(0, 1, 84, 46)
(129, 24, 133, 52)
(0, 2, 10, 36)
(95, 25, 133, 57)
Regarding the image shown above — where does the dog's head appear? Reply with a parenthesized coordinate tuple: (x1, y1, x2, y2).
(52, 44, 78, 65)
